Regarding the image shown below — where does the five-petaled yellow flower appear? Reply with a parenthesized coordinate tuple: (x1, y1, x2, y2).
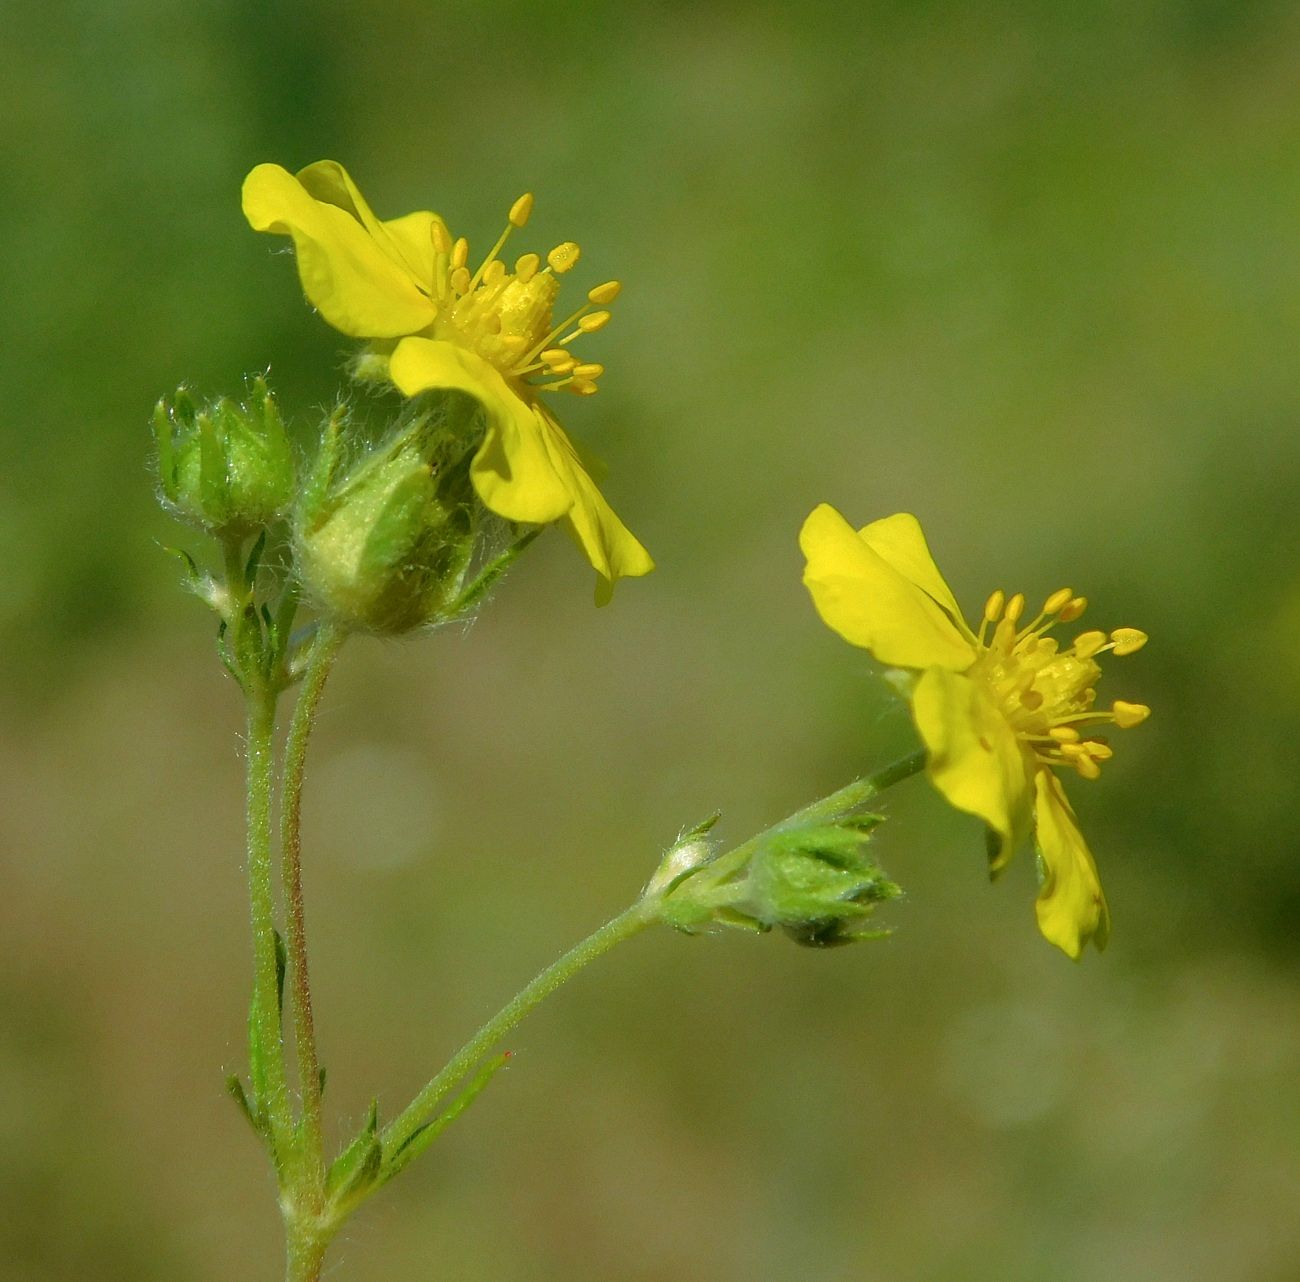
(241, 160, 653, 602)
(800, 505, 1151, 959)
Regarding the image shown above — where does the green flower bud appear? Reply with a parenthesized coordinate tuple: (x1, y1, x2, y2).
(294, 413, 477, 635)
(153, 376, 294, 538)
(652, 812, 899, 944)
(748, 820, 898, 947)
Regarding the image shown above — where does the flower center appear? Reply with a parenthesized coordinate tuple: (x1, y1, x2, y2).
(972, 587, 1150, 780)
(422, 193, 619, 400)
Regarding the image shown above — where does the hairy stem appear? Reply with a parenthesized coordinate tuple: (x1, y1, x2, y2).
(280, 623, 346, 1197)
(246, 687, 292, 1158)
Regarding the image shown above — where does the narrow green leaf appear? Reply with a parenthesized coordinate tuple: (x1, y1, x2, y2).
(225, 1073, 263, 1136)
(245, 529, 268, 584)
(274, 929, 287, 1016)
(445, 529, 541, 618)
(327, 1098, 381, 1196)
(383, 1052, 512, 1183)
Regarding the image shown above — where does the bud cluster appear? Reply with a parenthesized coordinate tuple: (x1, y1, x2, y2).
(152, 376, 538, 689)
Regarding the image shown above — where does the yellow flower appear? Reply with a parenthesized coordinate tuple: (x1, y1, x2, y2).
(241, 160, 653, 602)
(800, 504, 1151, 958)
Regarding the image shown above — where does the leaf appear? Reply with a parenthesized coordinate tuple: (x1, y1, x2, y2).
(274, 929, 287, 1015)
(225, 1073, 262, 1135)
(445, 529, 541, 619)
(327, 1098, 381, 1199)
(383, 1052, 512, 1183)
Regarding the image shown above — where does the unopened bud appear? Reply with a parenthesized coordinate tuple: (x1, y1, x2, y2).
(294, 418, 476, 635)
(152, 376, 294, 538)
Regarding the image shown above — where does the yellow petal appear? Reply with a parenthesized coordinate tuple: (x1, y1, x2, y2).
(858, 512, 969, 631)
(242, 163, 435, 337)
(912, 666, 1033, 870)
(800, 504, 974, 670)
(537, 410, 654, 603)
(1032, 770, 1110, 959)
(388, 338, 572, 523)
(295, 160, 440, 288)
(380, 210, 441, 288)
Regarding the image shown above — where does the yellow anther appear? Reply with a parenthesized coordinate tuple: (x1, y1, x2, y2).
(499, 335, 528, 356)
(547, 242, 582, 273)
(1110, 628, 1148, 656)
(1019, 688, 1043, 711)
(1112, 700, 1150, 728)
(483, 259, 506, 287)
(451, 238, 469, 270)
(578, 310, 611, 332)
(541, 348, 572, 366)
(1049, 726, 1081, 743)
(569, 379, 599, 395)
(1073, 630, 1107, 658)
(1060, 742, 1086, 757)
(1087, 742, 1115, 761)
(1005, 593, 1026, 623)
(431, 220, 453, 256)
(572, 362, 604, 378)
(1058, 596, 1088, 623)
(450, 266, 471, 295)
(588, 280, 622, 305)
(1044, 587, 1073, 615)
(546, 357, 576, 375)
(983, 589, 1005, 623)
(515, 252, 540, 282)
(1075, 755, 1101, 781)
(509, 192, 534, 228)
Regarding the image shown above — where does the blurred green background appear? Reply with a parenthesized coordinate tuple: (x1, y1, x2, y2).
(3, 1, 1299, 1279)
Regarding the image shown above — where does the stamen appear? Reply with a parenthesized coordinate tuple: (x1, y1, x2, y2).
(1110, 628, 1148, 656)
(483, 259, 506, 287)
(451, 238, 469, 270)
(541, 348, 572, 366)
(572, 362, 604, 378)
(1059, 596, 1087, 622)
(515, 252, 540, 282)
(1043, 587, 1073, 615)
(509, 192, 534, 228)
(1075, 755, 1101, 780)
(1112, 700, 1150, 728)
(1073, 630, 1107, 658)
(569, 379, 599, 396)
(983, 590, 1005, 623)
(577, 310, 611, 332)
(1049, 726, 1081, 743)
(588, 280, 622, 304)
(1005, 593, 1026, 623)
(450, 266, 471, 295)
(547, 242, 581, 273)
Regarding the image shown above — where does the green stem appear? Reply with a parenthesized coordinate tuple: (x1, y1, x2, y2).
(382, 900, 658, 1156)
(699, 748, 928, 887)
(379, 749, 927, 1160)
(280, 623, 346, 1197)
(284, 1218, 330, 1282)
(782, 747, 927, 828)
(246, 688, 292, 1159)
